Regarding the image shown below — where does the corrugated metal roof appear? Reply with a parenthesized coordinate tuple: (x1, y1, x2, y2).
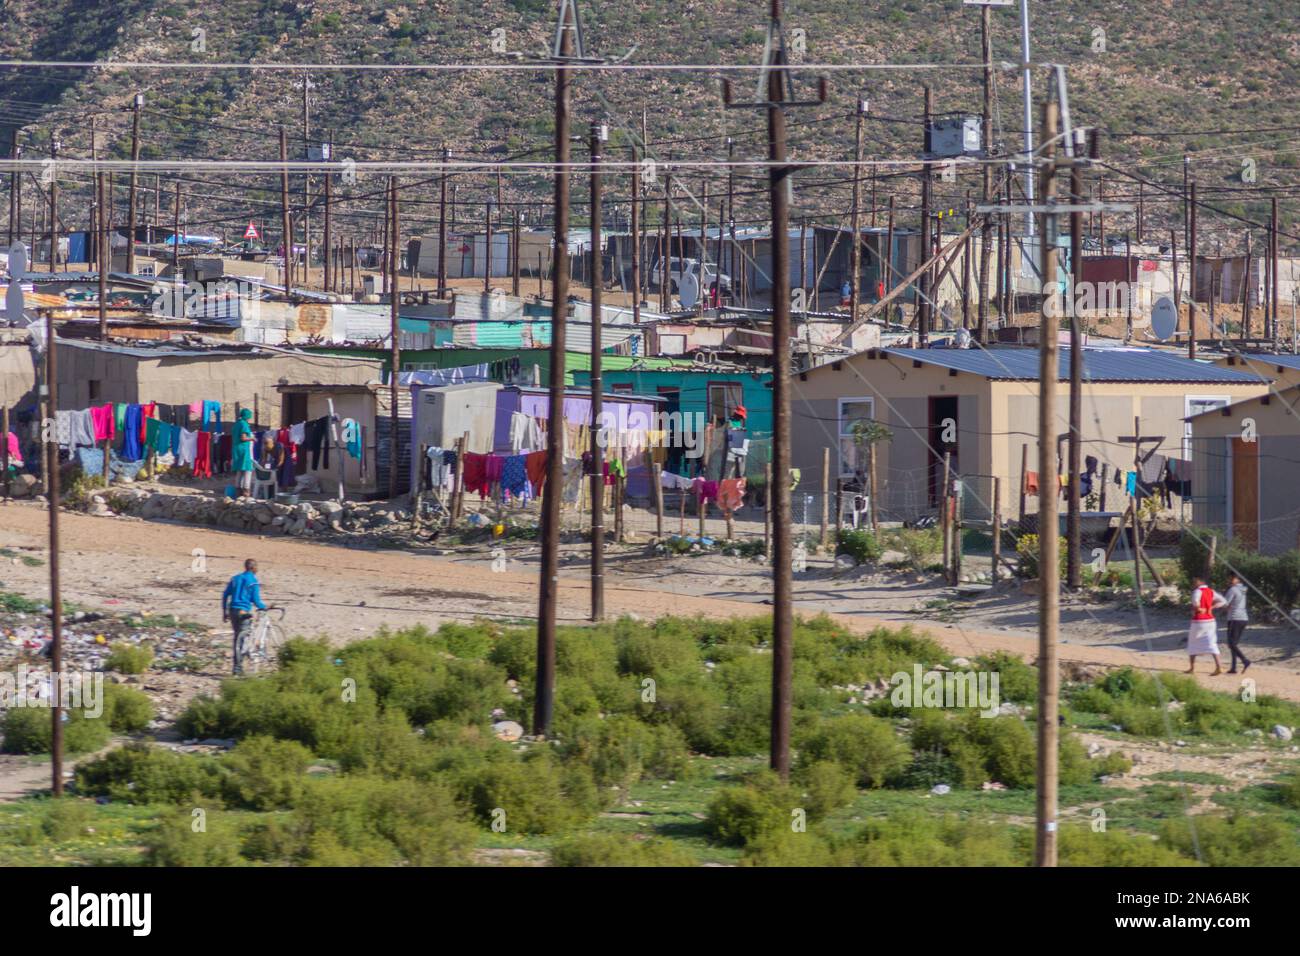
(882, 347, 1264, 384)
(1220, 352, 1300, 372)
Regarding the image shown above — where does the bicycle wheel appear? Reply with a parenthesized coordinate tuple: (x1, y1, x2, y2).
(234, 618, 255, 675)
(250, 623, 287, 673)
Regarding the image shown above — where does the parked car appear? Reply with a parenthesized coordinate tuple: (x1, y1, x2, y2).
(649, 257, 731, 295)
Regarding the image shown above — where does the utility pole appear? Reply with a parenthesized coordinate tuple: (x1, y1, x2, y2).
(727, 137, 737, 306)
(1272, 196, 1281, 350)
(535, 0, 582, 738)
(302, 76, 313, 287)
(1188, 180, 1197, 359)
(1035, 96, 1061, 868)
(484, 197, 493, 294)
(172, 180, 180, 270)
(323, 133, 333, 294)
(919, 86, 933, 344)
(661, 156, 672, 312)
(127, 93, 142, 274)
(438, 147, 450, 299)
(722, 0, 825, 781)
(849, 95, 867, 324)
(279, 126, 293, 297)
(7, 143, 17, 246)
(44, 311, 64, 796)
(978, 0, 994, 343)
(1067, 145, 1084, 590)
(388, 176, 400, 499)
(512, 211, 521, 298)
(97, 172, 107, 340)
(589, 121, 607, 622)
(48, 134, 59, 271)
(1136, 181, 1144, 244)
(630, 144, 642, 322)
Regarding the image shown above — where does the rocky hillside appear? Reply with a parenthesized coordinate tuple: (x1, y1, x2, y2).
(2, 0, 1296, 248)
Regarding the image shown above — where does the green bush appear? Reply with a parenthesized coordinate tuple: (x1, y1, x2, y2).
(1178, 526, 1300, 615)
(705, 773, 799, 848)
(797, 714, 909, 788)
(102, 683, 154, 733)
(1096, 751, 1133, 777)
(41, 798, 95, 841)
(105, 643, 154, 675)
(796, 761, 857, 818)
(550, 833, 695, 866)
(886, 527, 943, 571)
(556, 715, 691, 794)
(74, 742, 226, 804)
(1, 706, 111, 755)
(836, 528, 884, 565)
(1160, 813, 1300, 866)
(973, 651, 1037, 705)
(459, 747, 598, 834)
(849, 812, 1023, 866)
(220, 735, 313, 810)
(145, 807, 245, 866)
(1015, 533, 1068, 579)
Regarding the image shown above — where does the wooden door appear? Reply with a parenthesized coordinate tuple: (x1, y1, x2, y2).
(1231, 437, 1259, 550)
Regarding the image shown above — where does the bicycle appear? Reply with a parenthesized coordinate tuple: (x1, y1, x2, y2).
(235, 607, 286, 674)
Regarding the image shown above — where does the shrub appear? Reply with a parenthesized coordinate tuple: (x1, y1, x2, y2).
(220, 735, 313, 810)
(1160, 814, 1300, 866)
(556, 715, 691, 794)
(972, 651, 1037, 705)
(42, 798, 95, 841)
(105, 643, 154, 675)
(1015, 533, 1068, 579)
(102, 683, 154, 733)
(1096, 751, 1133, 777)
(459, 748, 598, 834)
(74, 742, 226, 804)
(705, 774, 798, 848)
(796, 761, 857, 819)
(887, 527, 943, 571)
(796, 715, 909, 788)
(550, 833, 695, 867)
(890, 749, 960, 789)
(1, 706, 110, 755)
(849, 812, 1022, 866)
(836, 528, 884, 565)
(145, 807, 245, 866)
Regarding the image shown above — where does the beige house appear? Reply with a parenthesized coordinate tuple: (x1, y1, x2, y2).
(1213, 352, 1300, 392)
(277, 384, 381, 497)
(792, 345, 1268, 523)
(54, 339, 382, 427)
(1188, 386, 1300, 554)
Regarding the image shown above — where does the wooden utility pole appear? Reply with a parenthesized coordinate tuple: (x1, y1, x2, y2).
(849, 96, 866, 324)
(589, 121, 606, 622)
(44, 311, 64, 796)
(918, 86, 933, 344)
(1136, 181, 1144, 244)
(727, 137, 737, 306)
(279, 127, 293, 297)
(1188, 180, 1197, 359)
(630, 144, 641, 322)
(97, 172, 107, 340)
(721, 0, 824, 782)
(1067, 153, 1083, 590)
(885, 194, 895, 309)
(172, 180, 180, 270)
(484, 197, 493, 294)
(48, 135, 59, 271)
(1272, 196, 1281, 349)
(323, 135, 333, 293)
(126, 93, 141, 274)
(535, 0, 577, 738)
(1035, 97, 1061, 869)
(660, 158, 671, 312)
(438, 147, 450, 298)
(977, 1, 993, 343)
(512, 211, 521, 298)
(388, 177, 400, 499)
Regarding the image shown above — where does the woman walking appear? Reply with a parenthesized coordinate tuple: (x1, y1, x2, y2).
(1224, 573, 1251, 674)
(1186, 574, 1227, 676)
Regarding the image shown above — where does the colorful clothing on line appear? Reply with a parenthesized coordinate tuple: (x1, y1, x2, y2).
(660, 471, 692, 491)
(201, 400, 222, 432)
(89, 404, 115, 442)
(693, 478, 720, 504)
(177, 428, 198, 467)
(5, 431, 23, 467)
(717, 478, 746, 515)
(139, 403, 156, 443)
(122, 405, 144, 460)
(341, 419, 362, 461)
(1124, 471, 1137, 495)
(501, 455, 529, 498)
(1024, 471, 1040, 495)
(193, 431, 213, 478)
(113, 403, 127, 436)
(462, 453, 491, 498)
(525, 450, 548, 492)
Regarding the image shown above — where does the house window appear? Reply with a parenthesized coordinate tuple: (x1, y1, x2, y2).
(838, 397, 876, 479)
(611, 383, 634, 394)
(708, 382, 742, 424)
(1184, 395, 1228, 460)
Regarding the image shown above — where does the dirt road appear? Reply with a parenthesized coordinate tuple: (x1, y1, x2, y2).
(3, 500, 1300, 701)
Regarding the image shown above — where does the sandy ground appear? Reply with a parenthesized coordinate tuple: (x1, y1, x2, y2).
(2, 499, 1298, 701)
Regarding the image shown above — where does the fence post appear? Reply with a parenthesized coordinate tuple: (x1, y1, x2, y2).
(992, 476, 1002, 581)
(820, 446, 830, 550)
(451, 436, 466, 520)
(1018, 442, 1028, 529)
(868, 441, 878, 531)
(653, 463, 664, 540)
(764, 461, 772, 559)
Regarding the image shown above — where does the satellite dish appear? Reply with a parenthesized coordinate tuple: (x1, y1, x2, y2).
(1151, 296, 1177, 341)
(4, 242, 28, 323)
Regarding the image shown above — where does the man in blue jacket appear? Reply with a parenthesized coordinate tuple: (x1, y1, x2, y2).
(222, 558, 268, 675)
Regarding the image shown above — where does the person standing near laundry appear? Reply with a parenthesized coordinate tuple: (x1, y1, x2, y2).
(1224, 573, 1251, 674)
(222, 558, 268, 676)
(232, 407, 256, 497)
(724, 405, 749, 479)
(1186, 574, 1227, 676)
